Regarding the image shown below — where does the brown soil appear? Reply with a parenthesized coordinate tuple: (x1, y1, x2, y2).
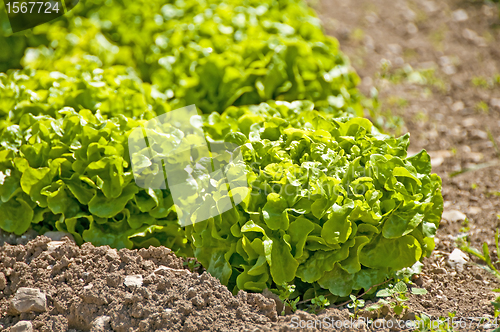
(0, 236, 361, 332)
(2, 0, 500, 331)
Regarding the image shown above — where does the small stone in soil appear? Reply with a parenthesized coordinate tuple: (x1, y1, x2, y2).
(91, 315, 111, 332)
(452, 9, 468, 22)
(10, 320, 33, 332)
(442, 210, 466, 223)
(124, 275, 144, 288)
(447, 248, 469, 271)
(432, 267, 447, 274)
(9, 288, 47, 314)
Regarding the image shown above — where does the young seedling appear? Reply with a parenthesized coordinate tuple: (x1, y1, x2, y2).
(475, 101, 489, 114)
(491, 289, 500, 320)
(459, 217, 470, 233)
(471, 76, 491, 89)
(459, 228, 500, 280)
(310, 295, 330, 312)
(347, 294, 365, 319)
(183, 259, 201, 272)
(367, 281, 427, 317)
(278, 283, 299, 316)
(459, 225, 500, 323)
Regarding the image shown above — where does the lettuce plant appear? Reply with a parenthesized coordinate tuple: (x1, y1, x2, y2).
(0, 75, 443, 298)
(2, 0, 363, 117)
(0, 72, 190, 255)
(181, 101, 443, 297)
(0, 67, 171, 132)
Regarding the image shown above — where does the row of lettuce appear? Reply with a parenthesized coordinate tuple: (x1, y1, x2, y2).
(0, 0, 443, 301)
(1, 0, 363, 116)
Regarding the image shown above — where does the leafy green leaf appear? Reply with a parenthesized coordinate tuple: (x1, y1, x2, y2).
(0, 195, 34, 235)
(411, 288, 428, 295)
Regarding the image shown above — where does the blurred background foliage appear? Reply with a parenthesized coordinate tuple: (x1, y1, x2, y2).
(0, 0, 366, 118)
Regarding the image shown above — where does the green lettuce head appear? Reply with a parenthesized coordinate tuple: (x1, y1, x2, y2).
(185, 100, 443, 298)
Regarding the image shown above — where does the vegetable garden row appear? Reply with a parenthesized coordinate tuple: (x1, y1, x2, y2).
(0, 0, 443, 306)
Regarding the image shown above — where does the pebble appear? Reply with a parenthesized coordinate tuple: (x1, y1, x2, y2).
(10, 320, 33, 332)
(451, 101, 464, 112)
(46, 241, 66, 254)
(422, 0, 438, 13)
(362, 76, 373, 87)
(91, 315, 111, 332)
(462, 118, 477, 127)
(442, 210, 467, 223)
(9, 288, 47, 314)
(447, 248, 469, 271)
(452, 9, 469, 22)
(431, 157, 444, 167)
(154, 265, 190, 276)
(407, 23, 418, 34)
(365, 13, 379, 24)
(468, 207, 482, 215)
(439, 56, 453, 67)
(387, 43, 402, 55)
(186, 287, 197, 299)
(491, 98, 500, 110)
(124, 275, 143, 288)
(403, 8, 417, 21)
(442, 65, 456, 75)
(364, 35, 375, 51)
(462, 29, 487, 47)
(394, 57, 404, 66)
(470, 130, 488, 140)
(432, 267, 447, 274)
(105, 249, 120, 261)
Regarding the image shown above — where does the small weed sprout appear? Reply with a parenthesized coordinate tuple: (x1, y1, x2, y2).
(459, 229, 500, 279)
(278, 283, 299, 316)
(310, 295, 330, 311)
(472, 76, 491, 89)
(492, 289, 500, 319)
(367, 281, 427, 317)
(475, 101, 489, 113)
(459, 217, 470, 233)
(183, 259, 201, 272)
(459, 225, 500, 318)
(347, 294, 365, 318)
